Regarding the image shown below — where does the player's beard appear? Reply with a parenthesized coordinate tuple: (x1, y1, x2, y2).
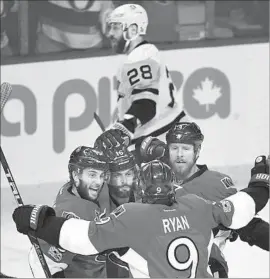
(171, 157, 196, 181)
(109, 184, 132, 199)
(77, 179, 103, 202)
(110, 35, 128, 54)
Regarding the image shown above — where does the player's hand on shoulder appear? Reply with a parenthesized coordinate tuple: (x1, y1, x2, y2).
(140, 136, 166, 162)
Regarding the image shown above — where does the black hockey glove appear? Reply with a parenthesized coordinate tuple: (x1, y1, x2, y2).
(13, 205, 66, 247)
(251, 155, 269, 176)
(248, 155, 269, 188)
(95, 129, 130, 160)
(241, 155, 269, 214)
(140, 136, 166, 162)
(236, 217, 269, 251)
(12, 205, 55, 235)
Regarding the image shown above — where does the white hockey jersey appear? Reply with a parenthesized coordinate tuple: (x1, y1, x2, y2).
(114, 41, 187, 144)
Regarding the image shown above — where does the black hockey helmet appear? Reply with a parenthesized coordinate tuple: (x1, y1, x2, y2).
(68, 146, 109, 173)
(140, 160, 176, 205)
(108, 149, 137, 172)
(166, 122, 204, 150)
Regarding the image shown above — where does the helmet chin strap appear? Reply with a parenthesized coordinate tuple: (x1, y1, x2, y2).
(123, 40, 130, 53)
(123, 28, 139, 53)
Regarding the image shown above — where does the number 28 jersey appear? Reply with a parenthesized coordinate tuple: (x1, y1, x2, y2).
(115, 41, 183, 140)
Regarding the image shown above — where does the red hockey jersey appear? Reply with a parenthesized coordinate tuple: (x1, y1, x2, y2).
(58, 191, 256, 278)
(29, 182, 111, 278)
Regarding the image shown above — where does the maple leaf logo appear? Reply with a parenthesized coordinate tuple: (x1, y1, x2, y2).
(192, 77, 222, 112)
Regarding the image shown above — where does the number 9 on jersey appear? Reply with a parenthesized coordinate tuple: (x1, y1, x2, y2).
(167, 237, 199, 278)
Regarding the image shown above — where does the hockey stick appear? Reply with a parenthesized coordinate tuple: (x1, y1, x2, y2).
(0, 83, 12, 112)
(0, 83, 52, 278)
(94, 112, 105, 132)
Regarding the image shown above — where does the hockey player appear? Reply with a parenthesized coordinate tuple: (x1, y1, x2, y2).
(12, 158, 269, 278)
(140, 122, 238, 201)
(107, 149, 140, 206)
(104, 149, 141, 278)
(29, 146, 139, 278)
(104, 3, 188, 154)
(139, 122, 270, 275)
(28, 145, 112, 278)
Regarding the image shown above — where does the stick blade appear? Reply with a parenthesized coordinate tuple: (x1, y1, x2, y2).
(1, 82, 12, 113)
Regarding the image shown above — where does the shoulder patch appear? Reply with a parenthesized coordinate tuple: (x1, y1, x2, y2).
(94, 208, 109, 225)
(94, 208, 107, 221)
(62, 211, 80, 220)
(111, 205, 126, 218)
(220, 200, 232, 213)
(221, 177, 234, 189)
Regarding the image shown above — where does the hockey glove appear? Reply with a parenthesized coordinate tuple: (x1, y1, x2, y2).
(249, 155, 269, 188)
(12, 205, 55, 234)
(251, 155, 269, 176)
(140, 136, 166, 162)
(240, 155, 269, 214)
(236, 217, 269, 251)
(95, 129, 130, 160)
(13, 205, 66, 247)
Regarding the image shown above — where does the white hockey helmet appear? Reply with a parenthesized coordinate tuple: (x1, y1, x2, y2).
(107, 4, 148, 40)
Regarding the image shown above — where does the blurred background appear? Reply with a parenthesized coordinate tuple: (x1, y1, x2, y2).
(1, 0, 269, 62)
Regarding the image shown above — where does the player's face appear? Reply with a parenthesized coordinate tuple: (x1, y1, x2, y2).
(168, 143, 196, 177)
(106, 22, 125, 53)
(109, 168, 136, 200)
(77, 168, 106, 201)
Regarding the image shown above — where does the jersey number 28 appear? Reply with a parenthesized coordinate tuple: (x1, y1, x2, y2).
(167, 237, 199, 278)
(127, 65, 152, 86)
(127, 65, 175, 107)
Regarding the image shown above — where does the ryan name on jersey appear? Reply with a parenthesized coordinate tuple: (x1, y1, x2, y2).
(162, 215, 190, 234)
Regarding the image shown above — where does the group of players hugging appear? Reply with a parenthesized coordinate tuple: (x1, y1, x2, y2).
(10, 3, 270, 278)
(12, 122, 269, 278)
